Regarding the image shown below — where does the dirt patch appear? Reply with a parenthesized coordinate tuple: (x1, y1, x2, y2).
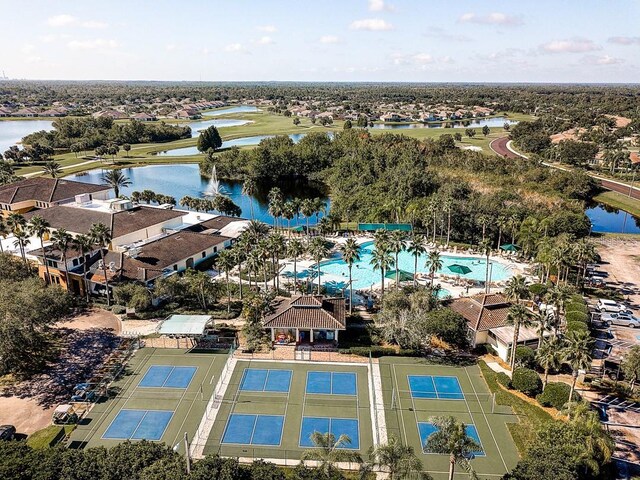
(0, 397, 55, 435)
(58, 307, 121, 334)
(595, 239, 640, 315)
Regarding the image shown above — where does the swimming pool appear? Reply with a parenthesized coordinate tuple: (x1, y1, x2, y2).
(304, 241, 513, 291)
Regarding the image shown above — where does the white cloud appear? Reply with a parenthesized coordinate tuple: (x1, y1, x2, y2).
(423, 27, 471, 42)
(350, 18, 393, 31)
(320, 35, 340, 44)
(368, 0, 395, 12)
(607, 36, 640, 46)
(47, 14, 76, 27)
(539, 38, 601, 54)
(583, 55, 624, 65)
(165, 44, 177, 52)
(67, 39, 120, 50)
(39, 33, 70, 43)
(255, 36, 274, 45)
(81, 20, 108, 29)
(224, 43, 247, 53)
(459, 12, 523, 26)
(21, 44, 36, 54)
(257, 25, 277, 33)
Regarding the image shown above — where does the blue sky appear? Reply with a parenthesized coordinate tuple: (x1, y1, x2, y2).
(1, 0, 639, 82)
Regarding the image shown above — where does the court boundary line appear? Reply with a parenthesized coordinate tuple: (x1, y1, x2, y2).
(391, 364, 409, 445)
(305, 370, 358, 396)
(101, 408, 175, 441)
(417, 421, 486, 457)
(297, 416, 361, 450)
(138, 365, 199, 389)
(407, 374, 465, 400)
(239, 368, 294, 393)
(221, 413, 287, 447)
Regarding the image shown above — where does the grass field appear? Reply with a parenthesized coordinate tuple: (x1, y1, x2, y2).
(203, 360, 373, 462)
(68, 348, 227, 452)
(594, 190, 640, 218)
(380, 358, 520, 479)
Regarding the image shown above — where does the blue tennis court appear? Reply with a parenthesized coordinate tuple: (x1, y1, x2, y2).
(299, 417, 360, 449)
(221, 414, 284, 446)
(239, 369, 292, 392)
(102, 409, 174, 441)
(419, 422, 484, 456)
(138, 365, 197, 389)
(408, 375, 464, 399)
(306, 371, 357, 395)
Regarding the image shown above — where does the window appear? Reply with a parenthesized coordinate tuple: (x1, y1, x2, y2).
(72, 258, 79, 267)
(173, 264, 178, 271)
(202, 252, 206, 258)
(213, 246, 218, 253)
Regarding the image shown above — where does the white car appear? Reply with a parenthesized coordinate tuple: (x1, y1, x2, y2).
(596, 299, 628, 313)
(601, 312, 640, 328)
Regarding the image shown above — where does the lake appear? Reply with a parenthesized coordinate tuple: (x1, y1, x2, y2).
(180, 118, 252, 137)
(371, 116, 518, 129)
(65, 164, 329, 225)
(156, 133, 311, 157)
(203, 105, 259, 116)
(586, 203, 640, 234)
(0, 120, 53, 153)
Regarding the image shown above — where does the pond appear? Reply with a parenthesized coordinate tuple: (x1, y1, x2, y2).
(203, 105, 259, 117)
(156, 133, 311, 157)
(0, 120, 53, 152)
(180, 118, 252, 137)
(371, 116, 517, 130)
(65, 164, 329, 225)
(586, 203, 640, 234)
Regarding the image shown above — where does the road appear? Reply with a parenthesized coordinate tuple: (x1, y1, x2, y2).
(490, 135, 640, 199)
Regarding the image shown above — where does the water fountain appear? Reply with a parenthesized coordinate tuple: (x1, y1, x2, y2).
(204, 165, 226, 196)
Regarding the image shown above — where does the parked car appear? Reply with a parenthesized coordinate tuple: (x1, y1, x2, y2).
(0, 425, 16, 441)
(602, 312, 640, 328)
(596, 299, 628, 313)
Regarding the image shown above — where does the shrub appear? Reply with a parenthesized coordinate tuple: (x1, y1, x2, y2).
(566, 320, 589, 333)
(536, 382, 580, 409)
(565, 311, 588, 323)
(496, 372, 512, 389)
(528, 283, 547, 296)
(512, 367, 542, 397)
(338, 346, 421, 358)
(565, 302, 588, 314)
(570, 294, 585, 304)
(111, 305, 126, 315)
(515, 346, 536, 368)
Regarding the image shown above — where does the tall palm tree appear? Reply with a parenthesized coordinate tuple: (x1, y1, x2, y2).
(282, 201, 296, 238)
(370, 241, 394, 298)
(102, 169, 131, 198)
(216, 249, 236, 313)
(479, 239, 492, 293)
(570, 409, 615, 476)
(339, 238, 360, 314)
(496, 216, 508, 250)
(267, 187, 283, 230)
(6, 212, 26, 235)
(503, 274, 528, 304)
(28, 215, 51, 283)
(536, 337, 563, 387)
(407, 233, 427, 287)
(13, 230, 30, 265)
(0, 218, 9, 253)
(367, 434, 423, 480)
(50, 228, 72, 291)
(73, 233, 94, 302)
(388, 230, 406, 290)
(425, 416, 481, 480)
(443, 195, 453, 246)
(300, 198, 316, 236)
(241, 177, 257, 219)
(508, 214, 520, 245)
(506, 304, 535, 370)
(89, 222, 113, 306)
(572, 239, 597, 287)
(42, 160, 62, 178)
(310, 236, 329, 295)
(562, 330, 593, 419)
(301, 432, 361, 476)
(425, 250, 443, 288)
(245, 219, 269, 243)
(287, 238, 306, 294)
(256, 239, 270, 291)
(231, 244, 246, 300)
(267, 233, 286, 291)
(245, 250, 262, 290)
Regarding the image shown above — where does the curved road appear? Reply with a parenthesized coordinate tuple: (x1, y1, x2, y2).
(490, 135, 640, 200)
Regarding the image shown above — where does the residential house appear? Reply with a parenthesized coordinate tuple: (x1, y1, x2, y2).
(14, 107, 38, 117)
(92, 110, 128, 120)
(130, 113, 157, 122)
(0, 107, 12, 117)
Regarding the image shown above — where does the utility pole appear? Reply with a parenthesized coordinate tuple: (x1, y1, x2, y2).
(184, 432, 191, 475)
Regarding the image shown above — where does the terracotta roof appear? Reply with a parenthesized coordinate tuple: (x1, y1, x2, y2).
(449, 293, 512, 332)
(0, 177, 109, 205)
(263, 296, 346, 330)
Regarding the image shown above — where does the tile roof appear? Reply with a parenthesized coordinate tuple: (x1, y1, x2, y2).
(263, 296, 346, 330)
(449, 293, 512, 332)
(0, 177, 109, 205)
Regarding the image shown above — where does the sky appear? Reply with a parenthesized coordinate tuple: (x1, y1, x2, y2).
(1, 0, 639, 83)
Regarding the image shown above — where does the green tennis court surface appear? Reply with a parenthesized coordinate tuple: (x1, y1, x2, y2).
(205, 360, 372, 460)
(380, 358, 520, 480)
(69, 348, 227, 450)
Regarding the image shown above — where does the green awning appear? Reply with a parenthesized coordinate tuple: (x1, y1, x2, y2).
(500, 243, 520, 252)
(385, 269, 414, 282)
(447, 264, 472, 275)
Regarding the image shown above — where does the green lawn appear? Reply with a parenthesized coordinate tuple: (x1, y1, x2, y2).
(27, 425, 75, 449)
(593, 190, 640, 218)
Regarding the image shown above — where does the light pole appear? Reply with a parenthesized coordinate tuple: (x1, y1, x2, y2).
(629, 169, 637, 198)
(184, 432, 191, 475)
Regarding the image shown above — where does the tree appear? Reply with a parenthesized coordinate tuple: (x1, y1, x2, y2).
(343, 120, 353, 130)
(465, 128, 476, 138)
(536, 337, 563, 386)
(287, 238, 306, 294)
(309, 236, 329, 295)
(367, 434, 426, 480)
(241, 295, 270, 352)
(561, 330, 593, 419)
(388, 231, 406, 290)
(479, 239, 492, 293)
(424, 416, 481, 480)
(339, 238, 360, 314)
(621, 345, 640, 389)
(28, 215, 51, 283)
(216, 249, 236, 313)
(73, 233, 94, 302)
(267, 187, 284, 230)
(482, 125, 490, 137)
(293, 117, 301, 126)
(504, 275, 528, 304)
(123, 143, 131, 157)
(506, 304, 535, 371)
(301, 432, 361, 476)
(370, 238, 394, 299)
(42, 160, 62, 178)
(12, 230, 30, 266)
(197, 125, 222, 152)
(425, 250, 442, 288)
(102, 169, 131, 198)
(242, 177, 257, 219)
(300, 198, 316, 236)
(407, 234, 427, 287)
(50, 228, 72, 292)
(90, 222, 112, 306)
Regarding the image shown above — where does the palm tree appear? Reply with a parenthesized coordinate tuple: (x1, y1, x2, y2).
(496, 216, 508, 250)
(339, 238, 360, 314)
(310, 236, 329, 295)
(507, 214, 520, 245)
(102, 169, 131, 198)
(216, 249, 236, 313)
(0, 219, 9, 253)
(370, 242, 394, 298)
(245, 250, 261, 290)
(13, 230, 30, 265)
(245, 219, 269, 243)
(479, 239, 492, 293)
(573, 239, 597, 287)
(570, 409, 615, 476)
(267, 233, 286, 291)
(503, 274, 528, 304)
(42, 160, 62, 178)
(506, 304, 535, 370)
(282, 201, 296, 238)
(301, 432, 361, 476)
(425, 416, 482, 480)
(267, 187, 283, 230)
(287, 238, 306, 294)
(367, 434, 423, 480)
(476, 214, 489, 243)
(242, 177, 257, 219)
(50, 228, 72, 291)
(73, 234, 94, 302)
(425, 250, 443, 288)
(388, 230, 406, 290)
(89, 222, 113, 306)
(407, 233, 427, 287)
(6, 212, 26, 235)
(300, 198, 316, 236)
(28, 215, 51, 283)
(256, 239, 270, 291)
(562, 330, 593, 419)
(231, 244, 246, 300)
(443, 196, 453, 246)
(536, 337, 563, 386)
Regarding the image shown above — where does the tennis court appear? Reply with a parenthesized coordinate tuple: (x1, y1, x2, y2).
(380, 358, 519, 480)
(69, 347, 228, 451)
(204, 360, 372, 460)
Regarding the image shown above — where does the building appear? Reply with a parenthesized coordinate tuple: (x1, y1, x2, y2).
(14, 107, 38, 117)
(0, 177, 111, 216)
(92, 110, 128, 120)
(263, 296, 346, 346)
(130, 113, 157, 122)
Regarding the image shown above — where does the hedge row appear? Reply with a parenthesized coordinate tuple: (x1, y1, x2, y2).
(566, 302, 588, 315)
(338, 346, 421, 358)
(566, 310, 588, 323)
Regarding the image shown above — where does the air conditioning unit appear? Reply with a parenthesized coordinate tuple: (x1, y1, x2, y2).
(125, 247, 141, 259)
(75, 193, 91, 205)
(108, 261, 116, 272)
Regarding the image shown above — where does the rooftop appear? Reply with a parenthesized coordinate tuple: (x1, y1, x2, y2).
(263, 295, 346, 331)
(0, 177, 110, 205)
(449, 293, 512, 332)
